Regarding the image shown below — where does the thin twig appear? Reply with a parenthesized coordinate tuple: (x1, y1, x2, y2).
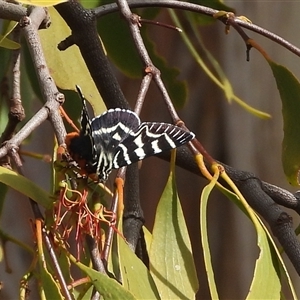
(0, 25, 25, 145)
(0, 6, 66, 159)
(102, 188, 120, 264)
(43, 230, 74, 300)
(134, 72, 152, 115)
(93, 0, 300, 58)
(1, 0, 300, 57)
(115, 0, 181, 123)
(86, 235, 106, 273)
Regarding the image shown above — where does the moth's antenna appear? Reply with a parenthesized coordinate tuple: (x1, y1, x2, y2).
(75, 85, 91, 135)
(75, 85, 84, 102)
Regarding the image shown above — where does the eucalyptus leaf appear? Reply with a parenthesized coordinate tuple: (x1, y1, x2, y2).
(268, 61, 300, 185)
(0, 167, 53, 209)
(149, 156, 199, 299)
(39, 7, 106, 115)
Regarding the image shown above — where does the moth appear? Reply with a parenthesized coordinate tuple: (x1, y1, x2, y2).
(68, 86, 195, 182)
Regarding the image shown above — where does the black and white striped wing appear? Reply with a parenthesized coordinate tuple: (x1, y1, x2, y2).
(89, 109, 141, 180)
(113, 122, 195, 169)
(71, 86, 195, 182)
(76, 85, 93, 137)
(90, 108, 141, 153)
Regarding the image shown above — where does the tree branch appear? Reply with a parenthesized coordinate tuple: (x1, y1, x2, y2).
(93, 0, 300, 58)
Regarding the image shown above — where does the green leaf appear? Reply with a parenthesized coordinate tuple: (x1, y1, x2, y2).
(217, 182, 296, 299)
(97, 12, 187, 107)
(200, 171, 219, 299)
(97, 13, 143, 78)
(142, 225, 152, 255)
(246, 221, 281, 300)
(17, 0, 67, 6)
(169, 10, 270, 118)
(149, 155, 199, 299)
(0, 21, 20, 49)
(0, 166, 53, 209)
(39, 7, 106, 115)
(118, 232, 160, 299)
(268, 61, 300, 185)
(73, 259, 137, 300)
(218, 172, 282, 299)
(39, 261, 64, 300)
(37, 231, 64, 300)
(0, 35, 20, 50)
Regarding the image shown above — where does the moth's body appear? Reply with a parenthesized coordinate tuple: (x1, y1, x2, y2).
(68, 86, 195, 182)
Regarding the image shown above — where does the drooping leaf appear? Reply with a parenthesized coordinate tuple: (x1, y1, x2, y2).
(39, 260, 64, 300)
(36, 220, 64, 300)
(267, 61, 300, 185)
(216, 181, 296, 299)
(218, 171, 282, 299)
(199, 169, 219, 299)
(73, 259, 137, 300)
(118, 232, 160, 299)
(149, 152, 199, 299)
(169, 10, 270, 118)
(246, 220, 281, 300)
(39, 7, 106, 115)
(0, 166, 53, 209)
(248, 39, 300, 185)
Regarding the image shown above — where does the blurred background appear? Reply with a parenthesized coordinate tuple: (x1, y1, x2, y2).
(1, 1, 300, 299)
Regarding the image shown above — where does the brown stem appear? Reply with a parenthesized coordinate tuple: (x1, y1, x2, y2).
(0, 26, 25, 145)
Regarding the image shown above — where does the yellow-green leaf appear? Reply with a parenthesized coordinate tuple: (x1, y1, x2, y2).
(218, 183, 296, 299)
(39, 261, 64, 300)
(0, 166, 53, 209)
(268, 61, 300, 185)
(220, 172, 282, 299)
(0, 35, 20, 49)
(200, 170, 219, 299)
(118, 232, 160, 299)
(73, 259, 137, 300)
(149, 154, 199, 299)
(17, 0, 67, 7)
(0, 21, 20, 49)
(39, 7, 105, 115)
(169, 10, 270, 118)
(246, 220, 281, 300)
